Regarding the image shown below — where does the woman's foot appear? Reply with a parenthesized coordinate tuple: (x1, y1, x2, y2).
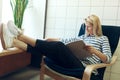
(1, 23, 14, 49)
(7, 20, 22, 37)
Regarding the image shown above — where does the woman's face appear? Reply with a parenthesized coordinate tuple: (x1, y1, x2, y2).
(85, 22, 93, 35)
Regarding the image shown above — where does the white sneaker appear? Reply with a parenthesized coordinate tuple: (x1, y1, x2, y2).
(1, 23, 14, 49)
(7, 20, 22, 37)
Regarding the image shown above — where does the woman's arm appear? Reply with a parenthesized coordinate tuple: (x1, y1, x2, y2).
(86, 36, 111, 63)
(86, 45, 108, 63)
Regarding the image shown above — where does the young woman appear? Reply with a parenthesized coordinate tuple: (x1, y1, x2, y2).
(0, 14, 111, 79)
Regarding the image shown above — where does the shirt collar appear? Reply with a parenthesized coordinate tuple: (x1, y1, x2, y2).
(86, 34, 95, 37)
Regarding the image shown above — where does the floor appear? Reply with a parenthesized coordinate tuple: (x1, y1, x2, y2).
(0, 67, 53, 80)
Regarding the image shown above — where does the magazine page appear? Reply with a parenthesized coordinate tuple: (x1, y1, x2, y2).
(66, 40, 92, 60)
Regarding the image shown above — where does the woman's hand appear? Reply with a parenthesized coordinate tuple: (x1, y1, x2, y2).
(85, 45, 97, 54)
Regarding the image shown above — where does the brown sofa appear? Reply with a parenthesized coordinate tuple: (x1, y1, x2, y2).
(0, 47, 31, 76)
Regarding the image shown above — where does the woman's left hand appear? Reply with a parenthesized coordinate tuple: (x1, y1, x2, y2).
(85, 45, 98, 54)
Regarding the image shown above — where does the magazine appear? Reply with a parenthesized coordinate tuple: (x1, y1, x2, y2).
(66, 40, 92, 60)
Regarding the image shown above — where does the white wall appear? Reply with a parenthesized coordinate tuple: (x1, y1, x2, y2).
(0, 0, 2, 22)
(1, 0, 13, 23)
(23, 0, 46, 39)
(45, 0, 120, 38)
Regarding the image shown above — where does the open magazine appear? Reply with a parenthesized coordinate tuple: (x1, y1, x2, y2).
(66, 40, 92, 60)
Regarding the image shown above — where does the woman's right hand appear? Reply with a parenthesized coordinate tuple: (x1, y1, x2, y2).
(85, 45, 97, 54)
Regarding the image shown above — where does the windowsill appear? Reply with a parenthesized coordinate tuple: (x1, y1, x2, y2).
(0, 47, 24, 57)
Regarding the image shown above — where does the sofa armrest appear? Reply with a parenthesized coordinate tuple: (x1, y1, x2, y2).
(82, 56, 117, 80)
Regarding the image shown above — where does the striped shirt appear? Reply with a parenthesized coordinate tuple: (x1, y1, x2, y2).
(60, 35, 112, 75)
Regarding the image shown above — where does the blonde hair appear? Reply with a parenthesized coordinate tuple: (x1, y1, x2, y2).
(85, 14, 103, 37)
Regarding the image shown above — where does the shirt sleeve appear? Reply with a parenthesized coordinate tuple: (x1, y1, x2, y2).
(59, 36, 84, 45)
(59, 35, 85, 44)
(101, 36, 112, 63)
